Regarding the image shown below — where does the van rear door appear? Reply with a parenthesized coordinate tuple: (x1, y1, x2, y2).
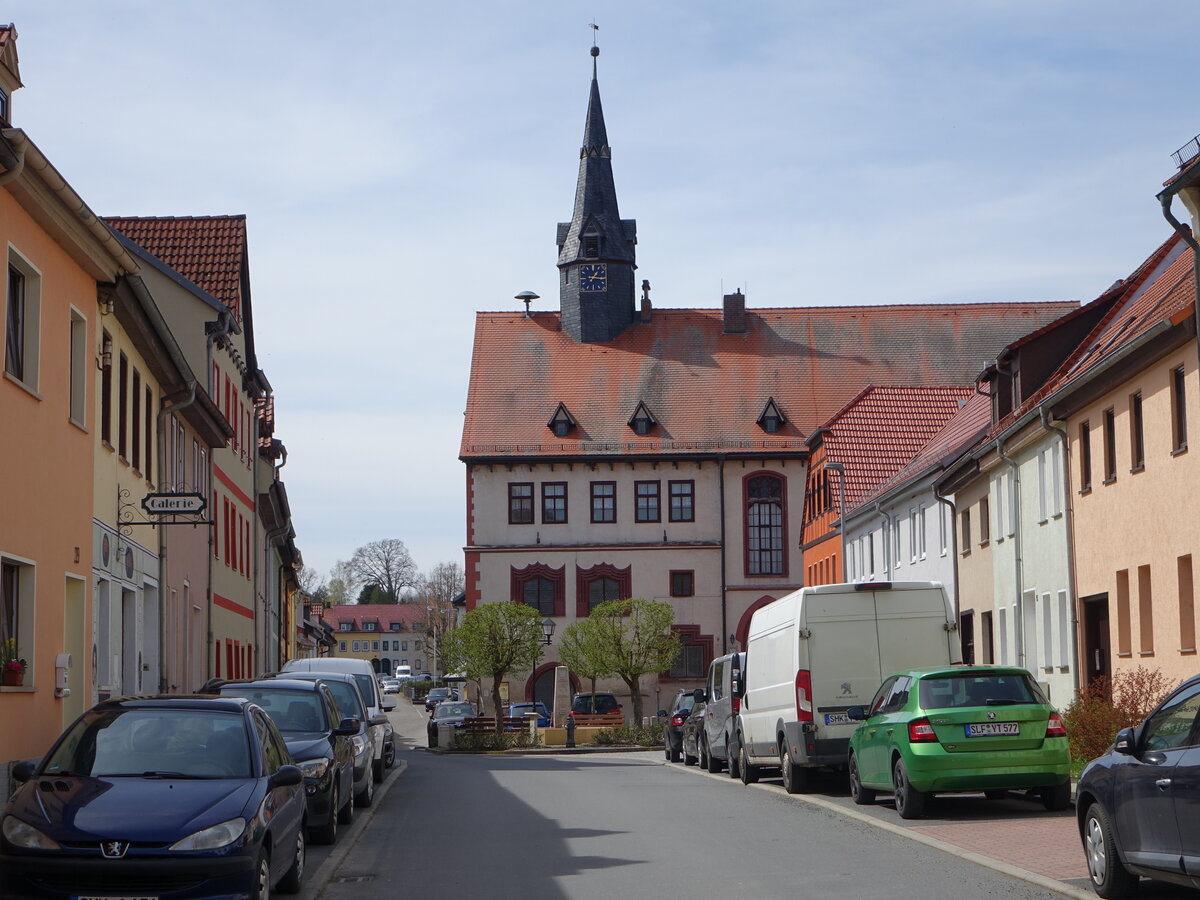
(804, 587, 887, 733)
(874, 584, 960, 674)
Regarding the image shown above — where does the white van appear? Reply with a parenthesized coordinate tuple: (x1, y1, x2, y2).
(282, 657, 397, 782)
(736, 581, 961, 792)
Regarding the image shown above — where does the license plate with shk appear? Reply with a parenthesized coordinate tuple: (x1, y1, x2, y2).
(965, 722, 1019, 736)
(824, 713, 853, 726)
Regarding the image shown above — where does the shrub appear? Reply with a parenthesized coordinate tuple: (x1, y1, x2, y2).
(449, 730, 540, 752)
(1062, 667, 1174, 767)
(590, 722, 665, 747)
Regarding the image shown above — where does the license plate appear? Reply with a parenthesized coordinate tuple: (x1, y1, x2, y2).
(966, 722, 1019, 736)
(824, 713, 853, 726)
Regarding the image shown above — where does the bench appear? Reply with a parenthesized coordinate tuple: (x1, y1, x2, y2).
(455, 716, 530, 734)
(567, 714, 624, 728)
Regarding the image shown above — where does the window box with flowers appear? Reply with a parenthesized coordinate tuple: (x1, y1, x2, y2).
(2, 638, 26, 686)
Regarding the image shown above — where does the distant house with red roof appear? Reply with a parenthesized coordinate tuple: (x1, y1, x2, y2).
(325, 604, 433, 676)
(459, 49, 1076, 713)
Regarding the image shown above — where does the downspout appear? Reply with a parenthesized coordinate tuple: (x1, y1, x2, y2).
(1041, 406, 1080, 697)
(203, 313, 235, 679)
(156, 383, 197, 692)
(718, 456, 728, 653)
(933, 485, 958, 618)
(875, 503, 892, 580)
(0, 128, 28, 186)
(262, 447, 290, 670)
(995, 438, 1025, 669)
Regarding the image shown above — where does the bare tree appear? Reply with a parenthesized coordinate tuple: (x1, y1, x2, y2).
(295, 564, 324, 597)
(349, 539, 419, 604)
(422, 561, 464, 604)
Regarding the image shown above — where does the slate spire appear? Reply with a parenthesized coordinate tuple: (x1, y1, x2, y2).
(557, 41, 637, 343)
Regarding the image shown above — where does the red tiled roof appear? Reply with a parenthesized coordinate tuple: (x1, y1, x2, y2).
(103, 215, 247, 317)
(851, 390, 992, 512)
(817, 385, 976, 509)
(461, 302, 1076, 459)
(327, 603, 428, 631)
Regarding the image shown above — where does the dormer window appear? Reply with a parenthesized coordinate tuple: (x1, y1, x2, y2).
(583, 233, 601, 258)
(628, 401, 656, 436)
(758, 398, 786, 434)
(548, 402, 577, 438)
(0, 86, 8, 124)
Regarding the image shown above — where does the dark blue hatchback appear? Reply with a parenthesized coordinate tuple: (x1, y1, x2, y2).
(0, 694, 307, 900)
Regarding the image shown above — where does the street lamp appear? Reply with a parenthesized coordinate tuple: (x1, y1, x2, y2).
(823, 461, 847, 583)
(540, 618, 556, 645)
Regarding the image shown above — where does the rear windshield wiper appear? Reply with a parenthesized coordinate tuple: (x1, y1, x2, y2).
(984, 699, 1025, 706)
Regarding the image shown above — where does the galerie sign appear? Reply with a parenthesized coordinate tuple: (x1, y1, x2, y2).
(141, 493, 207, 515)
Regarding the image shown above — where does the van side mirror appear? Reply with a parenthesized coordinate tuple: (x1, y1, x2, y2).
(692, 688, 706, 703)
(846, 706, 868, 721)
(1113, 726, 1136, 755)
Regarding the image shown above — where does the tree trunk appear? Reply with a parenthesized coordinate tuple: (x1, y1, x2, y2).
(492, 676, 505, 735)
(623, 675, 642, 725)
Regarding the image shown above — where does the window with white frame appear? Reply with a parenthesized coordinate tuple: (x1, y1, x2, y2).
(1051, 441, 1063, 516)
(1042, 592, 1053, 671)
(918, 505, 927, 558)
(1, 558, 33, 678)
(867, 532, 875, 577)
(69, 309, 87, 426)
(998, 607, 1009, 665)
(894, 515, 902, 567)
(909, 509, 917, 563)
(1057, 590, 1070, 667)
(939, 504, 948, 556)
(6, 252, 41, 390)
(1038, 450, 1048, 522)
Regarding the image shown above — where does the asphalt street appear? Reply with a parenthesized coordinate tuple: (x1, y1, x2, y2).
(297, 697, 1101, 900)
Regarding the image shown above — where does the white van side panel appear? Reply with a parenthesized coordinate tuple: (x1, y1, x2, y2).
(874, 587, 962, 674)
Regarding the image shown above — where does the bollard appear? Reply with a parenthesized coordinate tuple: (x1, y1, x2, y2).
(526, 711, 539, 745)
(564, 711, 576, 748)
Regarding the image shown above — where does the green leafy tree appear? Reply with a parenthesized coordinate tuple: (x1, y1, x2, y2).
(558, 616, 612, 715)
(440, 602, 545, 733)
(590, 597, 681, 724)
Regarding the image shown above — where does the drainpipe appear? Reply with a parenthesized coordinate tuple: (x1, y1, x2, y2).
(995, 439, 1025, 669)
(1041, 406, 1080, 697)
(156, 383, 197, 692)
(934, 485, 958, 618)
(875, 503, 892, 580)
(718, 456, 728, 653)
(203, 313, 235, 679)
(0, 128, 28, 186)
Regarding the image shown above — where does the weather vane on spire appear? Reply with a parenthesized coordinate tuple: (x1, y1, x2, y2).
(590, 20, 600, 63)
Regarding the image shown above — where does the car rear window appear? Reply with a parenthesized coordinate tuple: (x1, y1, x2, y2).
(918, 673, 1043, 709)
(220, 688, 327, 734)
(323, 681, 366, 719)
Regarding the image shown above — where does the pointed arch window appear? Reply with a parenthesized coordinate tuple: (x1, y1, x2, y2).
(758, 398, 786, 434)
(628, 401, 656, 436)
(548, 403, 577, 438)
(745, 472, 787, 577)
(512, 563, 565, 617)
(576, 563, 632, 617)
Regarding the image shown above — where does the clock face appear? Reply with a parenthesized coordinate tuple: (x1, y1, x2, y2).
(579, 263, 608, 292)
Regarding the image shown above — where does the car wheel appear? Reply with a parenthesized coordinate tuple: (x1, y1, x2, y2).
(1084, 802, 1139, 898)
(727, 740, 741, 779)
(892, 757, 926, 820)
(311, 784, 338, 845)
(355, 772, 374, 808)
(384, 740, 396, 769)
(277, 826, 305, 894)
(683, 742, 698, 766)
(337, 780, 355, 825)
(849, 753, 876, 805)
(372, 756, 385, 783)
(705, 739, 721, 773)
(1040, 780, 1072, 812)
(739, 739, 760, 785)
(252, 848, 271, 900)
(779, 746, 808, 793)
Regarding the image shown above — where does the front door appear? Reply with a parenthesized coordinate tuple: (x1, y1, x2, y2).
(1081, 594, 1110, 685)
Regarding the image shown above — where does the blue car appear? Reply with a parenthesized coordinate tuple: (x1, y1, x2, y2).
(509, 701, 551, 727)
(0, 695, 307, 899)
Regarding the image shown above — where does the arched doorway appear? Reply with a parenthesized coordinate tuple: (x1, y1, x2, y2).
(733, 595, 779, 648)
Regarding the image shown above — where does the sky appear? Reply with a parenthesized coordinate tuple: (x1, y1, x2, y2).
(7, 1, 1200, 582)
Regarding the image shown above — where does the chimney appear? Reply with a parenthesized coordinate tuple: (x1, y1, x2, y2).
(640, 279, 652, 322)
(723, 290, 746, 334)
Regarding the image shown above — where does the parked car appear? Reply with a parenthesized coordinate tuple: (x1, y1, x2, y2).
(739, 581, 961, 792)
(274, 670, 378, 808)
(424, 686, 459, 711)
(281, 657, 395, 782)
(660, 688, 702, 763)
(0, 695, 307, 899)
(571, 692, 622, 718)
(700, 652, 744, 775)
(428, 701, 479, 747)
(207, 678, 358, 844)
(380, 677, 403, 694)
(681, 700, 706, 766)
(1075, 673, 1200, 898)
(509, 701, 551, 727)
(846, 664, 1071, 819)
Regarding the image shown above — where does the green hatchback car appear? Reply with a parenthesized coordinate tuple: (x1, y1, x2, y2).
(846, 665, 1071, 819)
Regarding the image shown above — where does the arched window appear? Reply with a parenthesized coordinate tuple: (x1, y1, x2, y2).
(576, 564, 632, 617)
(522, 577, 556, 615)
(511, 563, 565, 617)
(745, 473, 786, 576)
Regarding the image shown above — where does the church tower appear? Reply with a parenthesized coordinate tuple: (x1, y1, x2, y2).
(557, 43, 637, 343)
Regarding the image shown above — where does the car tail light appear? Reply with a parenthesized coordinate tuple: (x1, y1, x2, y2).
(671, 714, 686, 727)
(732, 696, 740, 713)
(908, 717, 938, 743)
(795, 670, 813, 723)
(1045, 712, 1067, 738)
